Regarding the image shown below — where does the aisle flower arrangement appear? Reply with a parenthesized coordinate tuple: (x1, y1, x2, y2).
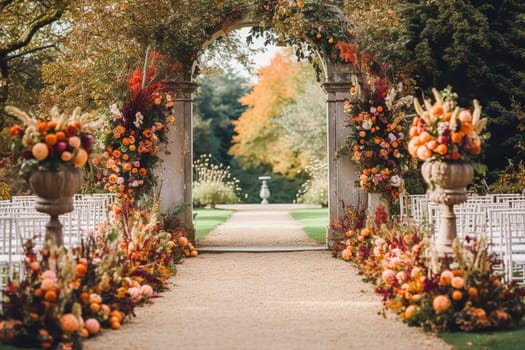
(408, 86, 487, 162)
(8, 106, 100, 179)
(337, 75, 412, 201)
(333, 207, 525, 333)
(95, 52, 176, 208)
(0, 200, 197, 349)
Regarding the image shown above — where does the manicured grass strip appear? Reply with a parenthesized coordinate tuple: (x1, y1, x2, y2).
(193, 208, 235, 240)
(289, 208, 328, 244)
(439, 319, 525, 350)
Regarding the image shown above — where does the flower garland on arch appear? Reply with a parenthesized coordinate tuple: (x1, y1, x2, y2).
(336, 47, 413, 202)
(94, 52, 176, 209)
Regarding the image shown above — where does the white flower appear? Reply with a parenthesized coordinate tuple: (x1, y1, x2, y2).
(361, 119, 372, 130)
(110, 104, 122, 120)
(134, 112, 144, 128)
(390, 175, 401, 187)
(388, 132, 397, 142)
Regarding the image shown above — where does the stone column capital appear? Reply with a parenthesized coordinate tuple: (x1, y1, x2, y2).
(165, 80, 199, 100)
(322, 82, 351, 95)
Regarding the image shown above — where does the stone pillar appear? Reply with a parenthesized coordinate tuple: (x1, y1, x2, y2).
(323, 82, 367, 247)
(160, 79, 198, 242)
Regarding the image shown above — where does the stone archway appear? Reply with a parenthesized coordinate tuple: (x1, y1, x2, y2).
(159, 6, 366, 246)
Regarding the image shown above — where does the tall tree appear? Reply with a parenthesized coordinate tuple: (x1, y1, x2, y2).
(0, 0, 68, 112)
(229, 50, 326, 177)
(193, 71, 250, 163)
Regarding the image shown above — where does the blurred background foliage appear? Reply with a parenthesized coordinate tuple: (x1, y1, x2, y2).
(1, 0, 524, 201)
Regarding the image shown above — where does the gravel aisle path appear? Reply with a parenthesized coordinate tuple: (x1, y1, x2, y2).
(85, 205, 451, 350)
(197, 204, 322, 248)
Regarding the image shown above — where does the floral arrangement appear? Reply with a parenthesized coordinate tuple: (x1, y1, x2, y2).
(333, 206, 525, 333)
(7, 106, 100, 179)
(95, 52, 176, 207)
(408, 87, 487, 162)
(0, 201, 196, 349)
(338, 74, 412, 201)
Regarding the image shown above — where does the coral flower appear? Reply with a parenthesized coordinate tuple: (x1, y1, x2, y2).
(69, 136, 81, 148)
(143, 129, 153, 138)
(112, 150, 121, 158)
(108, 174, 118, 184)
(139, 168, 147, 176)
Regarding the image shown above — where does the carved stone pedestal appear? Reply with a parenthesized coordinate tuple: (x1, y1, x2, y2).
(28, 167, 82, 248)
(421, 160, 474, 255)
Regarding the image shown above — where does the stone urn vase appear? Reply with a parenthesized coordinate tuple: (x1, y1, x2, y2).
(28, 166, 83, 247)
(421, 159, 474, 255)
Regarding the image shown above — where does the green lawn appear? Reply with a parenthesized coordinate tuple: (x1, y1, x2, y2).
(193, 208, 235, 240)
(439, 319, 525, 350)
(289, 207, 328, 244)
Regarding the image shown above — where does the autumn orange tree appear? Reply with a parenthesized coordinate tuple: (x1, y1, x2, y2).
(229, 50, 325, 177)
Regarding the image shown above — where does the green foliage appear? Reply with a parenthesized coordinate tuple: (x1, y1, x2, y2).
(193, 71, 249, 164)
(439, 319, 525, 350)
(193, 154, 241, 207)
(0, 0, 68, 125)
(342, 0, 411, 69)
(296, 160, 328, 206)
(489, 160, 525, 194)
(251, 0, 354, 75)
(229, 159, 306, 204)
(193, 114, 222, 161)
(403, 167, 426, 195)
(289, 208, 328, 244)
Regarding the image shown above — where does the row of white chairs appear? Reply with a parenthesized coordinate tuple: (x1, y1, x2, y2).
(401, 194, 525, 284)
(0, 193, 115, 295)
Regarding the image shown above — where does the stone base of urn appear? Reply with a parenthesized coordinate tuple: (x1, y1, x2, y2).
(421, 160, 474, 256)
(28, 167, 83, 248)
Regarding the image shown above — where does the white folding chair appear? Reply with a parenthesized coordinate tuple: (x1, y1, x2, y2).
(502, 210, 525, 284)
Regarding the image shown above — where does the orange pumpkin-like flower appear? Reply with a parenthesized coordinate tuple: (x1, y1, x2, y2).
(69, 136, 81, 148)
(108, 174, 118, 184)
(37, 120, 48, 134)
(32, 143, 49, 161)
(9, 124, 23, 137)
(45, 133, 57, 146)
(112, 150, 121, 158)
(61, 151, 73, 162)
(46, 120, 57, 129)
(73, 148, 89, 167)
(55, 131, 66, 141)
(65, 124, 78, 137)
(143, 129, 153, 138)
(139, 168, 147, 176)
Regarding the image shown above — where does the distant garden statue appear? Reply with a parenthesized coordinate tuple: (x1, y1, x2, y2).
(258, 176, 271, 204)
